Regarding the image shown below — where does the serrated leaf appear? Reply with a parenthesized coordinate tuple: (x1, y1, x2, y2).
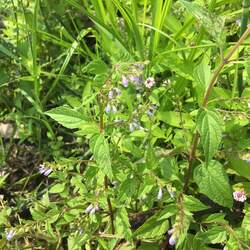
(92, 134, 113, 179)
(115, 207, 132, 240)
(45, 106, 86, 129)
(194, 160, 233, 208)
(197, 109, 223, 163)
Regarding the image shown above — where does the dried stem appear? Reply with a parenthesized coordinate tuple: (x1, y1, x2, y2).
(183, 26, 250, 194)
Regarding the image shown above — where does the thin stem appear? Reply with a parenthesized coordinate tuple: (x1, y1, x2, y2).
(98, 77, 115, 234)
(183, 25, 250, 193)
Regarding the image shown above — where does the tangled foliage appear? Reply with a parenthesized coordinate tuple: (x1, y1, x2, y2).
(0, 0, 250, 249)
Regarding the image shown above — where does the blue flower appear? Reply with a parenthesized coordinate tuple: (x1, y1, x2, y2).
(6, 230, 15, 241)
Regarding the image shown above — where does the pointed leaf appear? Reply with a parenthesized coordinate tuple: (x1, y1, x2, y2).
(45, 106, 86, 129)
(197, 109, 223, 163)
(194, 160, 233, 208)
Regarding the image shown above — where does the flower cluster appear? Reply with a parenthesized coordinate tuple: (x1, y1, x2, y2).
(85, 204, 99, 215)
(105, 88, 121, 114)
(38, 164, 52, 176)
(233, 190, 247, 202)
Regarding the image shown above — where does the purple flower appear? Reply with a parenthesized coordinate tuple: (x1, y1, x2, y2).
(169, 235, 176, 246)
(39, 164, 52, 176)
(105, 104, 111, 113)
(108, 90, 114, 99)
(134, 63, 144, 70)
(236, 19, 241, 27)
(157, 187, 163, 200)
(122, 75, 129, 87)
(168, 228, 174, 235)
(168, 228, 176, 246)
(129, 75, 141, 85)
(85, 204, 99, 215)
(144, 77, 155, 88)
(85, 204, 94, 214)
(6, 230, 15, 241)
(129, 120, 142, 132)
(233, 190, 247, 202)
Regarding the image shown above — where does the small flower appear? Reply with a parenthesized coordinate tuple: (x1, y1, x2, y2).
(236, 19, 241, 27)
(6, 230, 15, 241)
(157, 187, 163, 200)
(168, 228, 174, 235)
(147, 104, 158, 117)
(85, 204, 99, 215)
(248, 103, 250, 109)
(108, 90, 114, 99)
(85, 204, 94, 214)
(144, 77, 155, 88)
(129, 75, 141, 85)
(233, 190, 247, 202)
(245, 157, 250, 163)
(114, 87, 121, 96)
(169, 234, 176, 246)
(105, 104, 111, 113)
(167, 228, 176, 246)
(133, 63, 144, 70)
(122, 75, 129, 87)
(112, 105, 117, 113)
(38, 164, 52, 176)
(129, 120, 142, 132)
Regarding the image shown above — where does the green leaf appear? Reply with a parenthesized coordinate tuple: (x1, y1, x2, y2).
(115, 207, 132, 240)
(184, 195, 210, 212)
(197, 109, 223, 163)
(49, 183, 65, 193)
(194, 160, 233, 208)
(228, 157, 250, 181)
(152, 54, 194, 80)
(45, 106, 86, 129)
(92, 134, 113, 179)
(179, 0, 225, 46)
(84, 59, 109, 75)
(133, 205, 176, 238)
(193, 63, 211, 106)
(158, 111, 195, 129)
(196, 226, 227, 244)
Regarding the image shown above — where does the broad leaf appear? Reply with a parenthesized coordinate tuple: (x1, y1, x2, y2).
(45, 106, 86, 129)
(194, 160, 233, 208)
(115, 207, 132, 240)
(197, 109, 223, 163)
(92, 134, 113, 179)
(158, 111, 195, 129)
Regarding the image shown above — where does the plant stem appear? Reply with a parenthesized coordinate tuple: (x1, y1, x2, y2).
(183, 25, 250, 194)
(98, 90, 115, 234)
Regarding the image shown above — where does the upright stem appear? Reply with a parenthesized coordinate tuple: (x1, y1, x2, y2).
(183, 26, 250, 193)
(98, 94, 115, 234)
